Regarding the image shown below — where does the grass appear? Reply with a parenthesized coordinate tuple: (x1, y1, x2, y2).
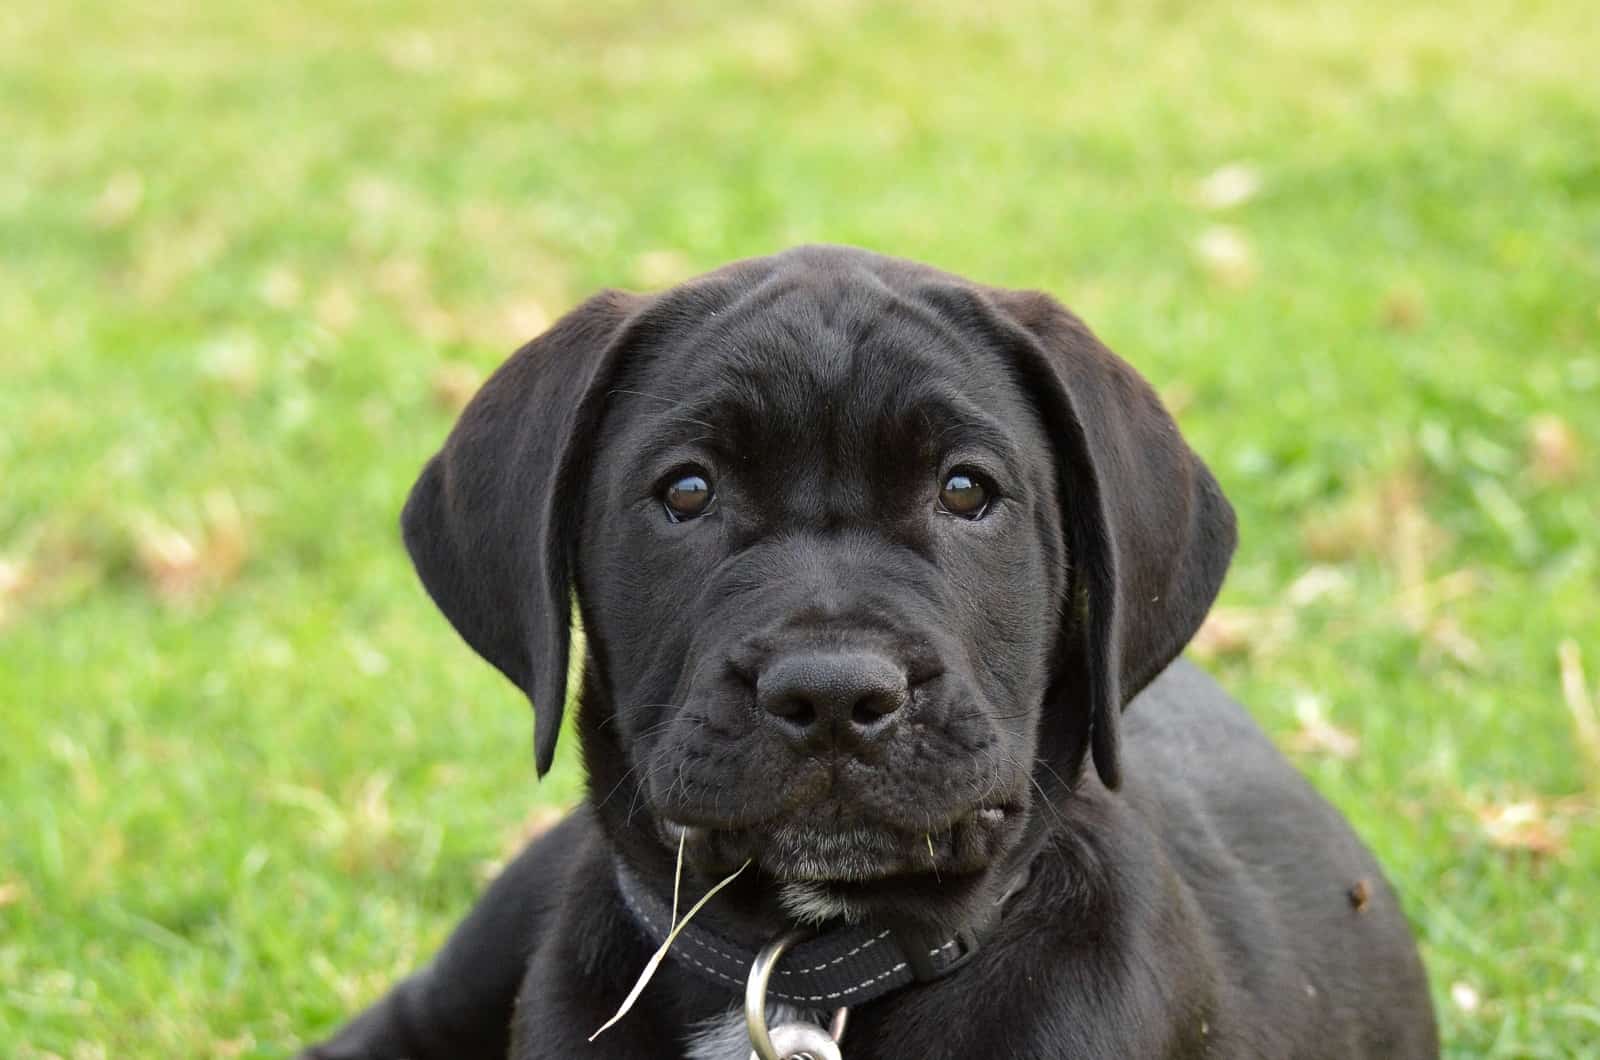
(2, 0, 1597, 1055)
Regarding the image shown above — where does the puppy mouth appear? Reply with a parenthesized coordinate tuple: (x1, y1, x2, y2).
(661, 804, 1018, 885)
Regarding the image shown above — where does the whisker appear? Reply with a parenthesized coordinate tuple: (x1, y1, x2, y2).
(596, 758, 644, 810)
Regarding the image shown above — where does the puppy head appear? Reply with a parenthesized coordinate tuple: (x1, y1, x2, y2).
(403, 246, 1234, 929)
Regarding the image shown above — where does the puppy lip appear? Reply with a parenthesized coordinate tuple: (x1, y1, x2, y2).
(666, 799, 1019, 841)
(660, 819, 710, 844)
(673, 799, 1024, 883)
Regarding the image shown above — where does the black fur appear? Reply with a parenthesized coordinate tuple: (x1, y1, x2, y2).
(303, 246, 1437, 1059)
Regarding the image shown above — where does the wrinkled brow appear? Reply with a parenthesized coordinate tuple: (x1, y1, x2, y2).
(893, 393, 1022, 471)
(625, 374, 1027, 485)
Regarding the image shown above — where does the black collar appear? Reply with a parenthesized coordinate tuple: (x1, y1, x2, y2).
(613, 858, 1033, 1010)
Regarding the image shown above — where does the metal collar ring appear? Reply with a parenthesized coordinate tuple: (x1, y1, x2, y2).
(745, 929, 849, 1060)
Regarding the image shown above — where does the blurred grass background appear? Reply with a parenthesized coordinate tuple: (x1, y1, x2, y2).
(3, 0, 1598, 1056)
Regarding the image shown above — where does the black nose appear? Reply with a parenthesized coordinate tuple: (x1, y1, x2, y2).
(756, 651, 910, 748)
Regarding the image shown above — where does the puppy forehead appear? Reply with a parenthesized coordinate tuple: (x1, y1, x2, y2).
(613, 278, 1032, 452)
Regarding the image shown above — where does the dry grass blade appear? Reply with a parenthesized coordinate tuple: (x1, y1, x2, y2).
(430, 361, 483, 413)
(131, 492, 249, 603)
(1194, 163, 1262, 210)
(1191, 605, 1295, 663)
(672, 830, 685, 924)
(1471, 799, 1568, 858)
(1284, 694, 1361, 761)
(0, 556, 29, 629)
(1527, 414, 1582, 485)
(1193, 225, 1257, 288)
(590, 845, 750, 1042)
(1558, 639, 1600, 783)
(0, 878, 26, 908)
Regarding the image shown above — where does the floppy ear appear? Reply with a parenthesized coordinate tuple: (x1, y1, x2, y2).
(401, 289, 643, 776)
(965, 288, 1236, 790)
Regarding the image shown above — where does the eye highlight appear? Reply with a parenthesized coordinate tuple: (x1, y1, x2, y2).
(661, 468, 715, 521)
(938, 467, 993, 519)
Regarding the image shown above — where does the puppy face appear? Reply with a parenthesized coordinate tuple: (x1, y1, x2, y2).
(578, 282, 1064, 917)
(402, 246, 1234, 932)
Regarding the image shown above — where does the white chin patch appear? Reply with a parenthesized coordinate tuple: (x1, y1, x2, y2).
(777, 881, 862, 926)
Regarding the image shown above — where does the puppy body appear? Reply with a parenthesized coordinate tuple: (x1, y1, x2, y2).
(304, 247, 1437, 1059)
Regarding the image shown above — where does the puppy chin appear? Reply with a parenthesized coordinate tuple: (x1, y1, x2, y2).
(668, 802, 1020, 872)
(663, 805, 1027, 933)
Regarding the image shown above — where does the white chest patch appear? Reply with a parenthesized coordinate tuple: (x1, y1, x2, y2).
(685, 1003, 819, 1060)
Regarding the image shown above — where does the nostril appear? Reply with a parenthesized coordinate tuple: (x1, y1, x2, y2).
(851, 688, 906, 727)
(766, 693, 817, 728)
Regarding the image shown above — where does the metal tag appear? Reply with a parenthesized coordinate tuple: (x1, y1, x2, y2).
(749, 1020, 843, 1060)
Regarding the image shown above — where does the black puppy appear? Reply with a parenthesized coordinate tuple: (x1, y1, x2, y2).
(304, 246, 1437, 1059)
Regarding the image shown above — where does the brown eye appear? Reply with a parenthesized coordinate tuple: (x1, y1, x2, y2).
(939, 468, 991, 519)
(662, 470, 714, 521)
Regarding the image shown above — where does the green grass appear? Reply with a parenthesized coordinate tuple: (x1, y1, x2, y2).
(3, 0, 1598, 1055)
